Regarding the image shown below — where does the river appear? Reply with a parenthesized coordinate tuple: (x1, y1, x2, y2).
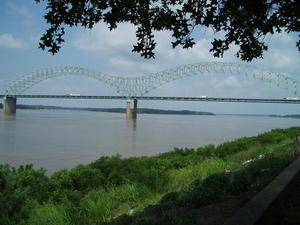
(0, 109, 299, 174)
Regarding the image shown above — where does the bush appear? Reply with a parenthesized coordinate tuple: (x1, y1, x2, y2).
(109, 183, 152, 205)
(202, 173, 231, 193)
(49, 169, 73, 190)
(215, 138, 253, 158)
(0, 164, 49, 225)
(48, 165, 105, 202)
(69, 165, 105, 191)
(257, 129, 286, 145)
(228, 170, 254, 193)
(27, 203, 71, 225)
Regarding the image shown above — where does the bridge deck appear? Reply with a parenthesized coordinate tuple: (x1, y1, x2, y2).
(1, 94, 300, 104)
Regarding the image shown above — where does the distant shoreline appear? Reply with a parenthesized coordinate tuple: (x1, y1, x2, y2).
(0, 103, 214, 116)
(0, 103, 299, 118)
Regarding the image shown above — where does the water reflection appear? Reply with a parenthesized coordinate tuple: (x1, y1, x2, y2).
(1, 113, 16, 134)
(0, 113, 17, 158)
(125, 119, 137, 154)
(125, 119, 137, 134)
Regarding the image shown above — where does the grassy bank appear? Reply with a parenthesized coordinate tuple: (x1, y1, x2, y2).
(1, 127, 299, 225)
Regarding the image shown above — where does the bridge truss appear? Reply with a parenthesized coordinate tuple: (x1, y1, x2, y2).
(3, 62, 300, 97)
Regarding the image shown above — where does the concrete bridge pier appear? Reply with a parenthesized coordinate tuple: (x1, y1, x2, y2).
(3, 97, 17, 115)
(126, 99, 138, 119)
(133, 99, 138, 119)
(126, 100, 133, 119)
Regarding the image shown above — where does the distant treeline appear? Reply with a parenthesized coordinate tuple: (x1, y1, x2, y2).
(1, 103, 300, 118)
(269, 114, 300, 119)
(0, 103, 214, 115)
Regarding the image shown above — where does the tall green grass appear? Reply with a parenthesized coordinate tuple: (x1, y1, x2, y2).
(27, 203, 71, 225)
(167, 157, 226, 191)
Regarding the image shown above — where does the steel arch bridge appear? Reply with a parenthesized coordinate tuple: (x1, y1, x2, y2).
(3, 62, 300, 97)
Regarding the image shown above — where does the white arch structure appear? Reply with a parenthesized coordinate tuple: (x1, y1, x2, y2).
(4, 62, 300, 97)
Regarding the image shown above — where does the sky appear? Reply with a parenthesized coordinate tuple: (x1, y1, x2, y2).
(0, 0, 299, 115)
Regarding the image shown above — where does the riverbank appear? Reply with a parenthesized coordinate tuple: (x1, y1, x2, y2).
(1, 127, 299, 225)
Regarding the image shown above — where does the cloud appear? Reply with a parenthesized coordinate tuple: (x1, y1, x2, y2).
(0, 79, 5, 87)
(252, 33, 299, 76)
(217, 76, 243, 88)
(108, 57, 164, 75)
(72, 23, 172, 75)
(73, 23, 136, 55)
(6, 2, 33, 26)
(73, 23, 219, 65)
(72, 23, 238, 76)
(152, 28, 240, 65)
(0, 33, 27, 49)
(160, 39, 234, 64)
(72, 22, 299, 87)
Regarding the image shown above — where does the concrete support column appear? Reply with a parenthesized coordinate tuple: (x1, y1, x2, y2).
(3, 97, 17, 115)
(126, 100, 133, 119)
(133, 99, 138, 119)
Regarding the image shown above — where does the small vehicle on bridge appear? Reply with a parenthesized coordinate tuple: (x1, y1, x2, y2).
(283, 97, 299, 100)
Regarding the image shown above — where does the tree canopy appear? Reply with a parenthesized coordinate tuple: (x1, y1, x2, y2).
(35, 0, 299, 61)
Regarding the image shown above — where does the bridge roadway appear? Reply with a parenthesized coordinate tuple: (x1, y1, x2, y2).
(1, 94, 300, 104)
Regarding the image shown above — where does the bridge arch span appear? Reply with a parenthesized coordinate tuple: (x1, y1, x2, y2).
(4, 66, 125, 95)
(4, 62, 300, 97)
(144, 62, 299, 97)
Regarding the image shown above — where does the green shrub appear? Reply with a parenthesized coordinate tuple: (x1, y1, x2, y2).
(157, 192, 180, 208)
(69, 165, 105, 191)
(79, 183, 152, 224)
(215, 138, 252, 158)
(228, 170, 254, 193)
(48, 165, 105, 202)
(196, 144, 216, 157)
(168, 157, 226, 191)
(80, 188, 120, 224)
(109, 183, 151, 205)
(0, 164, 49, 225)
(49, 169, 73, 190)
(257, 129, 287, 145)
(27, 203, 71, 225)
(202, 173, 231, 193)
(131, 167, 169, 192)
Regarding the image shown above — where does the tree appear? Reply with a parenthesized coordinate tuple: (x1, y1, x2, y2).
(35, 0, 299, 61)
